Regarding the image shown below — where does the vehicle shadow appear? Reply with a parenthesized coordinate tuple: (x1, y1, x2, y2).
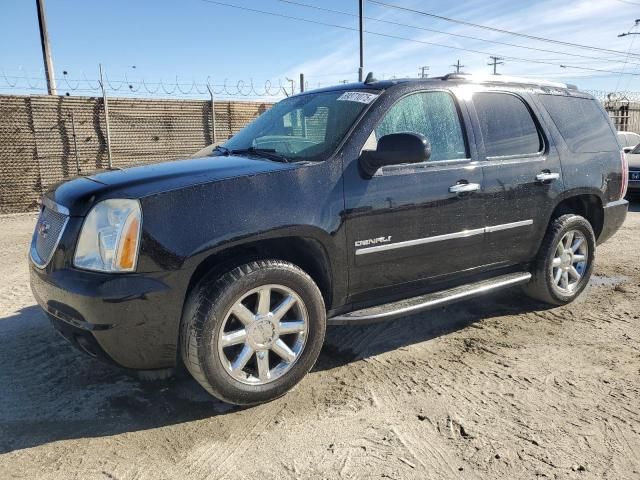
(0, 292, 550, 454)
(317, 290, 550, 371)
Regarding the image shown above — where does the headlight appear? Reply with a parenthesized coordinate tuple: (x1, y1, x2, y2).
(74, 199, 142, 272)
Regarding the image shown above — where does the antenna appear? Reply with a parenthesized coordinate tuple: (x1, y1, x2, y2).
(364, 72, 376, 84)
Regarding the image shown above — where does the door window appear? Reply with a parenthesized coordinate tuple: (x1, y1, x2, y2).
(474, 92, 542, 157)
(372, 91, 467, 161)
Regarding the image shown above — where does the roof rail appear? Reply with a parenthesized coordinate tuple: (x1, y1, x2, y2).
(442, 73, 573, 89)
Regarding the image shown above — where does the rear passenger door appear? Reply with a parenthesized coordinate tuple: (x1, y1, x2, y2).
(470, 90, 564, 266)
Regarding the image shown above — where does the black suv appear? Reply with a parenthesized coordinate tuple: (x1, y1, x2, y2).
(30, 74, 629, 405)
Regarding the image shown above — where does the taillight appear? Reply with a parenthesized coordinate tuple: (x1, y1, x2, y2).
(620, 150, 629, 199)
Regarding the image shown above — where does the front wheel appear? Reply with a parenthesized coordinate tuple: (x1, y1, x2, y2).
(524, 214, 596, 306)
(181, 260, 326, 405)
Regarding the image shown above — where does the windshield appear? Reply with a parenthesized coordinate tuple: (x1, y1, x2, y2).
(631, 143, 640, 154)
(216, 90, 379, 162)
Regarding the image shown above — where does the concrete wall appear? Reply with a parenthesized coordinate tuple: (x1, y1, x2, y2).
(0, 95, 272, 213)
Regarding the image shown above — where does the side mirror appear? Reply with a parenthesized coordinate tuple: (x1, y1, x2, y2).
(359, 132, 431, 178)
(623, 146, 633, 154)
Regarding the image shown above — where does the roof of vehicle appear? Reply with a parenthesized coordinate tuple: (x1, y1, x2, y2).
(301, 73, 584, 97)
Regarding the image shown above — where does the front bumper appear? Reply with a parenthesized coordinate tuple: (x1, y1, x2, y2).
(598, 199, 628, 245)
(30, 264, 186, 369)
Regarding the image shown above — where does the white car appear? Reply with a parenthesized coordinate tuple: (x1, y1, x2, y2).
(617, 131, 640, 153)
(624, 142, 640, 196)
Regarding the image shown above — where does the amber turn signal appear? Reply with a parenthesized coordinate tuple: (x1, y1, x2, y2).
(116, 215, 141, 270)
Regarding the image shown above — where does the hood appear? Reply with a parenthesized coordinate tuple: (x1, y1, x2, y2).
(45, 155, 299, 216)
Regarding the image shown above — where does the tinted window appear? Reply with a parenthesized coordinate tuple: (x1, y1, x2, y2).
(539, 95, 619, 153)
(374, 91, 467, 161)
(474, 92, 542, 157)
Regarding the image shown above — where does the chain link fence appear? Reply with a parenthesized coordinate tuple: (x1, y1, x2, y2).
(3, 91, 640, 214)
(0, 94, 272, 214)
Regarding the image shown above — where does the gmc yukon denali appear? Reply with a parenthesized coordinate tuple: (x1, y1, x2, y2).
(30, 74, 629, 405)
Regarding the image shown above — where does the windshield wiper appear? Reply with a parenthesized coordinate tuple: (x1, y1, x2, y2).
(213, 145, 231, 156)
(229, 147, 290, 163)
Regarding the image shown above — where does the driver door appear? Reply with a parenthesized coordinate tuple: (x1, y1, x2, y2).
(344, 90, 486, 301)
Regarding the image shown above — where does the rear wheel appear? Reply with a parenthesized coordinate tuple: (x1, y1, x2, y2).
(181, 260, 326, 405)
(524, 214, 596, 305)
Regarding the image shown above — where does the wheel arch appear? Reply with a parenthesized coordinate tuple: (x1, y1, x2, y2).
(547, 189, 604, 240)
(183, 234, 334, 313)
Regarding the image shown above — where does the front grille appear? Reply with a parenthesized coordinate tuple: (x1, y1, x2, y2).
(30, 205, 69, 268)
(630, 170, 640, 182)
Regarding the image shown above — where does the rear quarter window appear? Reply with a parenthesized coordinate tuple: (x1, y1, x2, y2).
(538, 95, 619, 153)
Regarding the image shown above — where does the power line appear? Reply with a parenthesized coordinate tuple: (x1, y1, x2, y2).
(276, 0, 640, 67)
(369, 0, 640, 60)
(200, 0, 640, 78)
(615, 22, 640, 93)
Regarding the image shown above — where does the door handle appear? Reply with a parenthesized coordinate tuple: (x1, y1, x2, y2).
(449, 182, 481, 194)
(535, 172, 560, 182)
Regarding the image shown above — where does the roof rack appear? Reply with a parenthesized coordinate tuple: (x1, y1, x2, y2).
(442, 73, 576, 90)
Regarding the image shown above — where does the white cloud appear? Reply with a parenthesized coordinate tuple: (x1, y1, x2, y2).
(281, 0, 640, 92)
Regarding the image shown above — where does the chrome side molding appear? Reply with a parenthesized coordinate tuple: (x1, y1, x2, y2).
(355, 219, 533, 255)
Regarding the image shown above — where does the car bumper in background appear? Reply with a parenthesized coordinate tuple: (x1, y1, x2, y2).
(598, 199, 628, 245)
(30, 265, 186, 369)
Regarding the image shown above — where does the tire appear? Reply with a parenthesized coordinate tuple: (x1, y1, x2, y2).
(181, 260, 326, 405)
(524, 214, 596, 306)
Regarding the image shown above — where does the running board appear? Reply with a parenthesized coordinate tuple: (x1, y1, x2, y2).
(328, 272, 532, 325)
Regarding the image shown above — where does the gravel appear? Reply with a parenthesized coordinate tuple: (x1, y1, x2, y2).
(1, 203, 639, 479)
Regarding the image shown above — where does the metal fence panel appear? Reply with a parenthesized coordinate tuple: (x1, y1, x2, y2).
(0, 94, 272, 213)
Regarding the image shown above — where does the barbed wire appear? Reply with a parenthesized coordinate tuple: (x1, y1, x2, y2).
(0, 69, 291, 99)
(5, 69, 640, 103)
(585, 90, 640, 103)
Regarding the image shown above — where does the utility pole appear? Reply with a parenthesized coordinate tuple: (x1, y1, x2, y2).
(419, 66, 430, 78)
(450, 60, 465, 74)
(299, 73, 305, 93)
(488, 56, 504, 75)
(36, 0, 57, 95)
(358, 0, 364, 82)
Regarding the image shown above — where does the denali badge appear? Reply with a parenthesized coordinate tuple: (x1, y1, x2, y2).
(355, 236, 392, 248)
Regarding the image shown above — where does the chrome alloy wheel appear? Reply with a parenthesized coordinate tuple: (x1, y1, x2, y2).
(217, 284, 309, 385)
(550, 230, 588, 294)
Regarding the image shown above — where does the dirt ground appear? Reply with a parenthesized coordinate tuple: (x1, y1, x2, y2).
(0, 204, 639, 480)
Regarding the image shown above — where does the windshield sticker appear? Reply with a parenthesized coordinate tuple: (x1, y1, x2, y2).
(337, 91, 379, 104)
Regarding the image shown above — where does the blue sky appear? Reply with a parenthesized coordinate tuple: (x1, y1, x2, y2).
(2, 0, 640, 98)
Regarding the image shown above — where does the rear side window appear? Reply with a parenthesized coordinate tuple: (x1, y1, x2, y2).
(474, 92, 542, 157)
(539, 95, 619, 153)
